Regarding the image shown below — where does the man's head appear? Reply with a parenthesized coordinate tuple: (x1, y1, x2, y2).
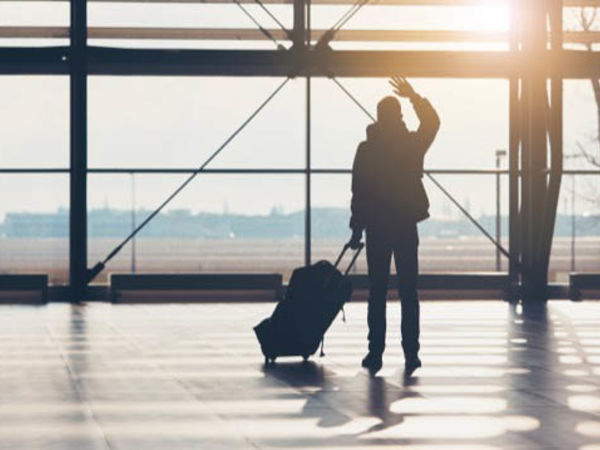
(377, 96, 402, 129)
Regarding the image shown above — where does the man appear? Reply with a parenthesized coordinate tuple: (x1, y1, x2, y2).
(348, 76, 440, 375)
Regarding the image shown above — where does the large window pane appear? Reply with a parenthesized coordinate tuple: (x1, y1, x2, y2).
(564, 6, 600, 52)
(550, 80, 600, 282)
(0, 76, 69, 168)
(550, 174, 600, 282)
(310, 174, 367, 273)
(311, 173, 508, 274)
(421, 173, 509, 273)
(550, 79, 600, 282)
(311, 4, 509, 51)
(0, 1, 68, 47)
(0, 175, 69, 285)
(565, 80, 600, 167)
(0, 75, 69, 286)
(312, 78, 508, 170)
(88, 3, 293, 50)
(88, 173, 304, 283)
(89, 77, 304, 169)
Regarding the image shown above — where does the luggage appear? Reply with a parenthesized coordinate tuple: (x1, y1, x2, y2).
(254, 243, 364, 364)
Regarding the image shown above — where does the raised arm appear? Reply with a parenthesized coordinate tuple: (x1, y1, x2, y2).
(389, 76, 440, 154)
(411, 95, 440, 152)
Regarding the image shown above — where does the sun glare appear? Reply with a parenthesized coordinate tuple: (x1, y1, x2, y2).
(460, 5, 510, 32)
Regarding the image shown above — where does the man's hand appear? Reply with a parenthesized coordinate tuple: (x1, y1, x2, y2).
(348, 229, 363, 250)
(389, 76, 416, 99)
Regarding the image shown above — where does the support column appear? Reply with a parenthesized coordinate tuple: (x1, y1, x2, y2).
(70, 0, 88, 301)
(293, 0, 306, 49)
(519, 25, 533, 298)
(300, 0, 311, 266)
(522, 0, 549, 300)
(519, 0, 563, 302)
(539, 0, 564, 282)
(305, 76, 311, 266)
(508, 0, 521, 302)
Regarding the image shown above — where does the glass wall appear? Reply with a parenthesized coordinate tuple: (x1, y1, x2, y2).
(312, 78, 509, 169)
(563, 5, 600, 52)
(2, 1, 599, 291)
(310, 2, 510, 51)
(0, 175, 69, 284)
(88, 173, 304, 283)
(87, 76, 305, 283)
(0, 73, 514, 285)
(0, 1, 69, 47)
(549, 80, 600, 282)
(550, 174, 600, 282)
(0, 76, 69, 284)
(88, 77, 305, 168)
(88, 1, 293, 50)
(0, 77, 69, 168)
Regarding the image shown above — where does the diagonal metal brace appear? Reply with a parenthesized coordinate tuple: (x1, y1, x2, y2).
(233, 0, 287, 50)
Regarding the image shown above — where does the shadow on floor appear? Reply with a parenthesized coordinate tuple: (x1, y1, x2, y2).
(262, 359, 420, 436)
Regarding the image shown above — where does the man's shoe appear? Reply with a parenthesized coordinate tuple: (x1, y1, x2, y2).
(404, 356, 422, 375)
(361, 352, 383, 375)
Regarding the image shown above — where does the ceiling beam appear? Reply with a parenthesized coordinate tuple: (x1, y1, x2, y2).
(0, 46, 598, 78)
(4, 27, 600, 45)
(0, 46, 68, 74)
(85, 47, 519, 78)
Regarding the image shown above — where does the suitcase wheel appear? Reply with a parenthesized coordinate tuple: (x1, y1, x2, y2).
(264, 356, 276, 365)
(302, 354, 309, 362)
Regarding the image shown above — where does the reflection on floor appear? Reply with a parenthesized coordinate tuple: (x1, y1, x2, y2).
(1, 300, 600, 449)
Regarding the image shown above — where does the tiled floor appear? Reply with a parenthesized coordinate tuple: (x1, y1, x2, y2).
(1, 300, 600, 449)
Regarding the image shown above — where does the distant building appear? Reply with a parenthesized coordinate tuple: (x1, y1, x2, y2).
(3, 209, 69, 238)
(0, 208, 598, 239)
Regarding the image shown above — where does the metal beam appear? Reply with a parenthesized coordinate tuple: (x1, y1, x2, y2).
(0, 47, 68, 74)
(2, 45, 600, 79)
(83, 47, 290, 76)
(69, 0, 87, 301)
(538, 0, 564, 290)
(7, 27, 600, 45)
(81, 47, 519, 77)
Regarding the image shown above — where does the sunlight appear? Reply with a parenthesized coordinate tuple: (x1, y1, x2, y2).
(390, 397, 507, 414)
(576, 421, 600, 437)
(567, 384, 599, 393)
(360, 415, 507, 440)
(459, 4, 510, 32)
(503, 416, 540, 432)
(569, 395, 600, 412)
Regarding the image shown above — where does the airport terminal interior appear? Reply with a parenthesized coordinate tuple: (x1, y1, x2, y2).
(1, 0, 600, 448)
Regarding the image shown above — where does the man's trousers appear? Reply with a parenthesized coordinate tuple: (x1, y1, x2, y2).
(365, 222, 420, 358)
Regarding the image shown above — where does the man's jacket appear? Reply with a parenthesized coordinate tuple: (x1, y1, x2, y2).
(350, 95, 440, 233)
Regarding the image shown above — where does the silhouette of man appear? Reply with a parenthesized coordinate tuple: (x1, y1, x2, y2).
(348, 76, 440, 375)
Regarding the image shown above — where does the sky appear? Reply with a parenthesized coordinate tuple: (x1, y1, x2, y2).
(0, 1, 599, 220)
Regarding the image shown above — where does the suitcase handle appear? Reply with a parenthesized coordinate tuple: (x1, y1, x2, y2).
(323, 242, 364, 288)
(334, 242, 365, 276)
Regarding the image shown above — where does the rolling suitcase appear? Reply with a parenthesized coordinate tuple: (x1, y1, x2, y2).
(254, 243, 364, 364)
